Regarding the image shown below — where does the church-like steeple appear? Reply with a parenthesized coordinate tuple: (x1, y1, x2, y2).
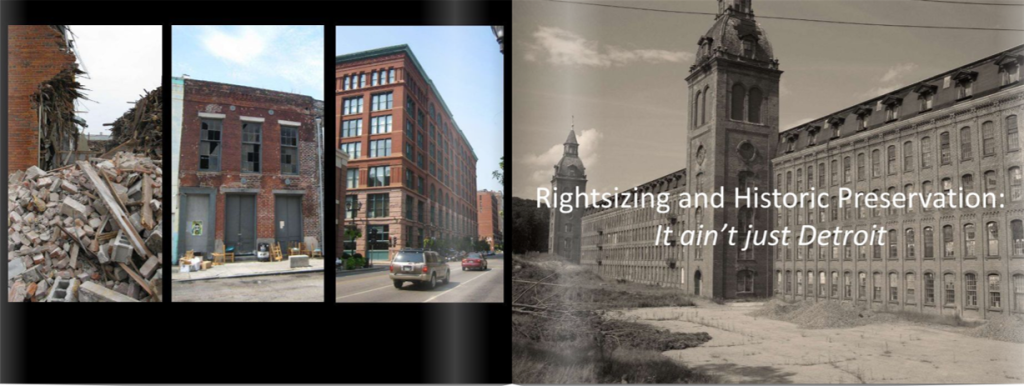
(549, 117, 587, 263)
(564, 129, 579, 156)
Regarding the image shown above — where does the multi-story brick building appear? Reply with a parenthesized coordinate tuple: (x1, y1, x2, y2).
(773, 45, 1024, 319)
(175, 78, 323, 258)
(7, 25, 79, 173)
(478, 189, 503, 251)
(570, 0, 1024, 318)
(336, 45, 479, 262)
(336, 148, 350, 259)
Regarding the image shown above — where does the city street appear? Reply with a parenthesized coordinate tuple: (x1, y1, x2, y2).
(336, 255, 504, 303)
(172, 273, 324, 302)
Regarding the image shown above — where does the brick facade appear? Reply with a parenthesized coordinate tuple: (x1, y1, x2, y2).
(336, 149, 349, 258)
(177, 78, 322, 256)
(6, 25, 77, 173)
(477, 189, 503, 251)
(336, 45, 478, 261)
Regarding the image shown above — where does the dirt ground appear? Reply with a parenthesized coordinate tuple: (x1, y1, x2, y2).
(610, 301, 1024, 384)
(171, 272, 323, 302)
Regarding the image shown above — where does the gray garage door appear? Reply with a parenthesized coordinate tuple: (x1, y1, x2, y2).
(225, 194, 256, 253)
(275, 195, 304, 247)
(182, 194, 210, 255)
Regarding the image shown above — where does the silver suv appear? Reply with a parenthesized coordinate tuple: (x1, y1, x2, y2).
(389, 249, 450, 289)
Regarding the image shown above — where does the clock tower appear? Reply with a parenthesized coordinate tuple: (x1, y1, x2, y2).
(549, 127, 587, 262)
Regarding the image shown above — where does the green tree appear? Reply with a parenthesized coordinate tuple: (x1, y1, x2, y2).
(344, 226, 361, 257)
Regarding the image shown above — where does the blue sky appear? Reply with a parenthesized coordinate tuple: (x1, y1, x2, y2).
(336, 26, 505, 193)
(172, 25, 324, 100)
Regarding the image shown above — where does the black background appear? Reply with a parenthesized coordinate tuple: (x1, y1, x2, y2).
(1, 1, 512, 383)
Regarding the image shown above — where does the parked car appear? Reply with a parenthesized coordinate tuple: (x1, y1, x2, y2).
(461, 253, 487, 271)
(389, 249, 450, 289)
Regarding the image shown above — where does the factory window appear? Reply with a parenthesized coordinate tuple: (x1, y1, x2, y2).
(731, 83, 745, 121)
(241, 122, 261, 173)
(887, 145, 896, 175)
(341, 119, 362, 138)
(1014, 274, 1024, 312)
(905, 142, 915, 172)
(343, 96, 363, 115)
(921, 137, 933, 169)
(963, 173, 975, 194)
(346, 195, 358, 219)
(923, 226, 935, 259)
(960, 126, 973, 160)
(796, 271, 804, 295)
(360, 73, 366, 88)
(339, 142, 360, 160)
(843, 157, 852, 183)
(370, 115, 393, 134)
(985, 170, 998, 195)
(371, 71, 378, 86)
(369, 139, 391, 158)
(989, 274, 1002, 309)
(738, 270, 754, 294)
(199, 119, 222, 171)
(367, 193, 389, 218)
(844, 272, 852, 298)
(830, 159, 838, 185)
(748, 88, 762, 123)
(906, 272, 916, 304)
(371, 92, 393, 111)
(987, 221, 999, 257)
(808, 271, 815, 296)
(888, 229, 898, 259)
(965, 273, 978, 307)
(942, 178, 953, 194)
(871, 149, 881, 178)
(982, 120, 996, 157)
(831, 271, 839, 297)
(889, 272, 899, 302)
(368, 166, 391, 187)
(873, 272, 883, 301)
(859, 272, 867, 299)
(388, 69, 396, 84)
(1013, 220, 1024, 256)
(857, 153, 865, 181)
(905, 228, 916, 260)
(964, 223, 977, 257)
(819, 271, 827, 296)
(1008, 115, 1020, 152)
(924, 272, 936, 305)
(343, 75, 350, 90)
(807, 166, 814, 188)
(280, 125, 299, 175)
(818, 162, 826, 188)
(944, 273, 956, 306)
(940, 132, 951, 165)
(922, 181, 934, 212)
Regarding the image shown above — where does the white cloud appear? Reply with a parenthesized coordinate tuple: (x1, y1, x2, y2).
(524, 26, 691, 67)
(880, 63, 918, 83)
(196, 26, 323, 98)
(522, 128, 603, 189)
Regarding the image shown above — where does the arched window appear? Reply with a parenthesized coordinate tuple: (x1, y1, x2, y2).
(987, 221, 999, 257)
(873, 272, 883, 300)
(905, 272, 916, 304)
(844, 272, 852, 298)
(694, 90, 702, 127)
(940, 131, 951, 165)
(888, 229, 898, 259)
(962, 173, 975, 193)
(808, 271, 816, 297)
(889, 272, 899, 302)
(924, 272, 935, 305)
(1009, 166, 1022, 201)
(923, 226, 934, 259)
(965, 273, 978, 307)
(1007, 115, 1020, 152)
(819, 271, 827, 296)
(921, 137, 933, 168)
(739, 270, 754, 294)
(982, 120, 996, 156)
(695, 172, 705, 193)
(904, 141, 914, 172)
(748, 88, 763, 123)
(944, 273, 956, 306)
(887, 145, 897, 175)
(961, 126, 973, 160)
(702, 86, 710, 126)
(796, 270, 804, 295)
(905, 228, 916, 259)
(831, 271, 839, 297)
(1012, 220, 1023, 256)
(872, 149, 881, 177)
(859, 272, 867, 299)
(1013, 273, 1023, 312)
(731, 83, 746, 121)
(988, 274, 1002, 309)
(985, 170, 998, 195)
(964, 223, 977, 257)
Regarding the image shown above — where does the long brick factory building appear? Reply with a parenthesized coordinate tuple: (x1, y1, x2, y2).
(336, 44, 479, 262)
(174, 78, 324, 259)
(7, 25, 79, 173)
(555, 0, 1024, 319)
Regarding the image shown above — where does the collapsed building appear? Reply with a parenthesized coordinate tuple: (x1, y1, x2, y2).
(7, 25, 165, 302)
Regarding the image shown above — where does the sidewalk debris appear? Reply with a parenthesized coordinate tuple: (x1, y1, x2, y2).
(7, 152, 163, 302)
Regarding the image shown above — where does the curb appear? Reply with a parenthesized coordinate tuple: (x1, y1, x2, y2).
(335, 265, 390, 277)
(172, 267, 325, 283)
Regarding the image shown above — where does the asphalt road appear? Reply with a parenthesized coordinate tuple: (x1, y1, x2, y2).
(336, 256, 504, 303)
(172, 272, 324, 302)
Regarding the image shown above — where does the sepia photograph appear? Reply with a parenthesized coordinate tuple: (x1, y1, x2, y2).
(7, 25, 163, 303)
(511, 0, 1024, 383)
(169, 25, 325, 302)
(334, 25, 505, 303)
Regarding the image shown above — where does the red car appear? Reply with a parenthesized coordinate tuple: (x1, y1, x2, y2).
(461, 254, 487, 271)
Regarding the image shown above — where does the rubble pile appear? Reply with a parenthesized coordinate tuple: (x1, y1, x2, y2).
(32, 67, 89, 170)
(106, 87, 162, 159)
(7, 153, 163, 302)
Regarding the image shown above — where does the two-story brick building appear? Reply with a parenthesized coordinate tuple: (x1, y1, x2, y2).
(175, 78, 323, 258)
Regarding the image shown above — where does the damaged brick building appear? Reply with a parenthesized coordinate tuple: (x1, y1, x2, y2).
(175, 78, 323, 258)
(7, 25, 83, 173)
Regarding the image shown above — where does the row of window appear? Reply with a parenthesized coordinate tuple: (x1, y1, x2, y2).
(345, 167, 475, 220)
(777, 270, 1024, 311)
(692, 83, 765, 128)
(341, 68, 396, 91)
(343, 192, 476, 235)
(198, 118, 301, 174)
(342, 92, 395, 115)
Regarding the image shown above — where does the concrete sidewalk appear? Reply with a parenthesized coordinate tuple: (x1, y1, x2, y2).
(171, 259, 324, 282)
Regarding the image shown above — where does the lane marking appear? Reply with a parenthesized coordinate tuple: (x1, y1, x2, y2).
(423, 269, 494, 303)
(336, 284, 392, 299)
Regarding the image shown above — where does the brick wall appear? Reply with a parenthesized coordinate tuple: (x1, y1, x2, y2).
(7, 25, 77, 173)
(178, 79, 322, 250)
